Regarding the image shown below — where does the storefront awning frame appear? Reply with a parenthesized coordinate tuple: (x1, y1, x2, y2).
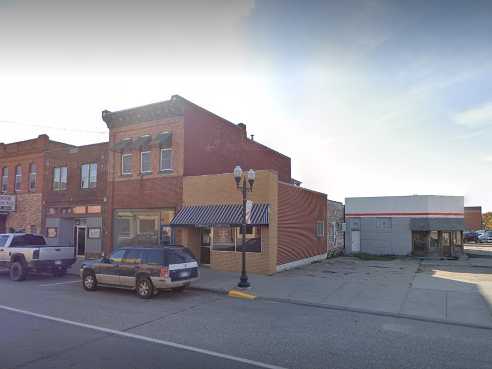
(170, 203, 269, 227)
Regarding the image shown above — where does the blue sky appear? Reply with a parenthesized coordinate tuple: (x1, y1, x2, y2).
(0, 0, 491, 210)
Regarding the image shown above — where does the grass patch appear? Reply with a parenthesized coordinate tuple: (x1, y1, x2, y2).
(350, 253, 397, 261)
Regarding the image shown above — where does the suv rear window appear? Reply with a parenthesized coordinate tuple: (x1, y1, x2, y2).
(165, 248, 195, 265)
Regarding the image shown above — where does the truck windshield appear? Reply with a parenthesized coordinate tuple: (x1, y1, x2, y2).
(0, 235, 8, 247)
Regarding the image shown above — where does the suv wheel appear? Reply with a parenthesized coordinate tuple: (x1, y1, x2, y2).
(82, 271, 97, 291)
(10, 261, 27, 281)
(136, 277, 154, 299)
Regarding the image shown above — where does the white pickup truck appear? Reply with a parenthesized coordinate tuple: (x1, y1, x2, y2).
(0, 233, 76, 281)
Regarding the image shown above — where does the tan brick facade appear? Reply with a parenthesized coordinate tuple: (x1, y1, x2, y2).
(182, 170, 279, 275)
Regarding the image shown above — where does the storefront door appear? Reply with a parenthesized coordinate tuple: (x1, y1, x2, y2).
(200, 228, 211, 264)
(0, 214, 6, 234)
(74, 226, 86, 256)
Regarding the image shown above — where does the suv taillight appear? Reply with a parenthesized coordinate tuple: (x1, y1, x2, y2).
(32, 249, 40, 260)
(160, 266, 169, 279)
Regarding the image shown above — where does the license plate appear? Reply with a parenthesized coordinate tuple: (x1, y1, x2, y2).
(179, 271, 190, 278)
(55, 260, 62, 265)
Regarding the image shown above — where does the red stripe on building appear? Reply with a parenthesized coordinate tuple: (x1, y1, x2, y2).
(345, 212, 464, 217)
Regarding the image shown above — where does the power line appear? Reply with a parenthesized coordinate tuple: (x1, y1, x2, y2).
(0, 120, 107, 135)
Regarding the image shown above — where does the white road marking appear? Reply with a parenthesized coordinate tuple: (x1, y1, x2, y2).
(0, 304, 287, 369)
(39, 280, 80, 287)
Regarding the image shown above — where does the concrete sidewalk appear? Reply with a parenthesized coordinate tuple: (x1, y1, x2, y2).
(193, 256, 492, 328)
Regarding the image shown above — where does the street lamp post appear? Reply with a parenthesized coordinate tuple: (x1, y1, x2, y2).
(233, 165, 255, 288)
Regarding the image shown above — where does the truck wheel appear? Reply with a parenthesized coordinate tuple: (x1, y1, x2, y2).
(82, 271, 97, 291)
(136, 277, 154, 299)
(10, 262, 27, 281)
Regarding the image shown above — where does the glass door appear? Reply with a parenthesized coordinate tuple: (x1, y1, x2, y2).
(200, 228, 211, 265)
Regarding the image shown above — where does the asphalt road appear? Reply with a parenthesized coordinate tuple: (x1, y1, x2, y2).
(1, 271, 492, 369)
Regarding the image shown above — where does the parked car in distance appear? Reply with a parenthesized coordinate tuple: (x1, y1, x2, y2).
(0, 233, 76, 281)
(463, 231, 480, 243)
(478, 231, 492, 243)
(80, 246, 199, 299)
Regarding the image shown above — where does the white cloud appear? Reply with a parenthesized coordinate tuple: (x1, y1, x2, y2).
(453, 102, 492, 127)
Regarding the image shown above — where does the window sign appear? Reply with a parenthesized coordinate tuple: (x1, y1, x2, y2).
(88, 228, 101, 239)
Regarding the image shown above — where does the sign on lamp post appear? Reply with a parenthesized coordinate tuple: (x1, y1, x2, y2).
(245, 200, 253, 225)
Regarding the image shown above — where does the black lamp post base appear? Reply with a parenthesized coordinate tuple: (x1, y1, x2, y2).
(237, 277, 250, 289)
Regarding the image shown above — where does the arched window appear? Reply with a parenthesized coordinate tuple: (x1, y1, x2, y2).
(1, 167, 8, 193)
(29, 163, 37, 192)
(15, 165, 22, 192)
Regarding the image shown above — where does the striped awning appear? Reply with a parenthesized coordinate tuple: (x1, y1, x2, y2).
(171, 203, 269, 227)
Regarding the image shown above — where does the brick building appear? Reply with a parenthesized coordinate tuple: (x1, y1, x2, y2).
(44, 143, 108, 258)
(464, 206, 483, 231)
(102, 95, 327, 274)
(1, 95, 328, 274)
(0, 135, 71, 234)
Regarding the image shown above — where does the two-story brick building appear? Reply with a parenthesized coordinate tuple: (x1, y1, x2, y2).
(44, 143, 108, 258)
(102, 95, 328, 274)
(0, 135, 71, 234)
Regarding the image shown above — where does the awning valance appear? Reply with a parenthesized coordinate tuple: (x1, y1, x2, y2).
(132, 135, 152, 149)
(112, 138, 133, 152)
(410, 218, 464, 231)
(156, 132, 172, 148)
(171, 203, 269, 227)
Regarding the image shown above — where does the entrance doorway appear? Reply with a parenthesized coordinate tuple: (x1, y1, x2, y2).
(351, 230, 360, 253)
(200, 228, 211, 264)
(0, 214, 6, 234)
(74, 226, 86, 256)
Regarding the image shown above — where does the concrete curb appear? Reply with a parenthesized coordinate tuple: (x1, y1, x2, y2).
(189, 286, 492, 331)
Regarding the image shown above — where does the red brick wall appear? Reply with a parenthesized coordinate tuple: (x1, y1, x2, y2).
(111, 176, 182, 209)
(183, 104, 291, 182)
(277, 182, 327, 266)
(45, 142, 108, 207)
(0, 135, 67, 233)
(464, 207, 482, 231)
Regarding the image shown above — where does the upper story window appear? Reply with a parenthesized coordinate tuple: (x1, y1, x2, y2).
(121, 153, 132, 175)
(1, 167, 7, 193)
(53, 166, 68, 191)
(81, 163, 97, 189)
(14, 165, 22, 192)
(140, 151, 151, 174)
(29, 163, 37, 192)
(315, 221, 325, 238)
(160, 148, 172, 171)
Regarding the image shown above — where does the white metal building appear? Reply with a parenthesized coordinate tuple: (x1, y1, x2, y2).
(345, 195, 464, 257)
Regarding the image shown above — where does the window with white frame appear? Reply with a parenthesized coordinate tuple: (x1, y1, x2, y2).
(81, 163, 97, 189)
(121, 153, 132, 175)
(140, 151, 151, 174)
(315, 221, 325, 238)
(160, 148, 172, 171)
(29, 163, 37, 192)
(1, 167, 7, 193)
(53, 166, 68, 191)
(14, 165, 22, 192)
